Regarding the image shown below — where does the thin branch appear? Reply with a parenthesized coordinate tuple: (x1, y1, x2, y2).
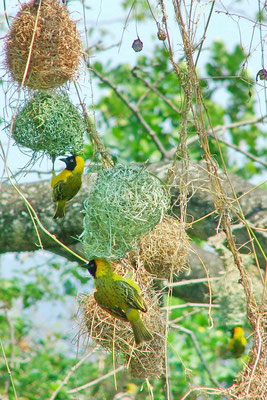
(49, 351, 93, 400)
(167, 277, 220, 287)
(195, 0, 215, 66)
(67, 365, 124, 394)
(170, 324, 220, 388)
(215, 9, 267, 27)
(73, 79, 114, 168)
(184, 117, 267, 167)
(0, 340, 18, 400)
(163, 303, 220, 310)
(132, 67, 182, 114)
(90, 65, 169, 159)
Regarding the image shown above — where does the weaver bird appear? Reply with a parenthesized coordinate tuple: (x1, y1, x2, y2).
(51, 155, 84, 219)
(113, 383, 138, 400)
(228, 326, 247, 358)
(82, 258, 153, 345)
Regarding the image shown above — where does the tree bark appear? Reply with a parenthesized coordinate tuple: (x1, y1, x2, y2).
(1, 161, 266, 268)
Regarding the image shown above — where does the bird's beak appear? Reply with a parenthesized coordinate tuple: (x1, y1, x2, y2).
(81, 263, 89, 269)
(59, 158, 67, 163)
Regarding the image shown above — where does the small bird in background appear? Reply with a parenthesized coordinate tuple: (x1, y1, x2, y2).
(228, 326, 247, 358)
(51, 155, 84, 219)
(113, 383, 138, 400)
(82, 258, 153, 345)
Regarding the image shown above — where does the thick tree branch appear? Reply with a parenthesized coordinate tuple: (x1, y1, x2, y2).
(1, 161, 266, 269)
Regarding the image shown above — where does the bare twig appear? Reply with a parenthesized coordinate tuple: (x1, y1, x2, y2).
(0, 340, 18, 400)
(67, 365, 124, 394)
(163, 303, 220, 310)
(132, 67, 182, 114)
(195, 1, 215, 66)
(49, 351, 93, 400)
(73, 79, 114, 168)
(90, 65, 169, 159)
(167, 277, 220, 287)
(215, 9, 267, 27)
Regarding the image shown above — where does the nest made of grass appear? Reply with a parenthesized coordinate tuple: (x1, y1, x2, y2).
(12, 90, 85, 159)
(80, 261, 166, 379)
(5, 0, 82, 89)
(82, 164, 170, 260)
(130, 215, 189, 279)
(212, 263, 264, 329)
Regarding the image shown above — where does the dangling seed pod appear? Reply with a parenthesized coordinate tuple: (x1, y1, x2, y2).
(132, 37, 143, 52)
(256, 68, 267, 81)
(157, 28, 167, 41)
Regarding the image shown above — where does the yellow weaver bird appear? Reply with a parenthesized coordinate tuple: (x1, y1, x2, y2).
(82, 258, 153, 345)
(228, 326, 247, 358)
(113, 383, 138, 400)
(51, 155, 84, 219)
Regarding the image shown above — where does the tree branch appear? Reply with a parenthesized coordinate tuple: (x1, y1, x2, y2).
(90, 65, 169, 159)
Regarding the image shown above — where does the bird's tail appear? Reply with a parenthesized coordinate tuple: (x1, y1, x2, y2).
(127, 310, 153, 345)
(53, 201, 66, 219)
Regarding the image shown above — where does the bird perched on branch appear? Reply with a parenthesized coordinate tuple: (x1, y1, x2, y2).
(228, 326, 247, 358)
(113, 383, 138, 400)
(51, 155, 84, 219)
(82, 258, 153, 345)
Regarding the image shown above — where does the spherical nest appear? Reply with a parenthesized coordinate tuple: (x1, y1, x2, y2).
(80, 261, 166, 379)
(5, 0, 82, 89)
(82, 164, 170, 260)
(212, 264, 264, 329)
(130, 216, 189, 279)
(12, 91, 85, 159)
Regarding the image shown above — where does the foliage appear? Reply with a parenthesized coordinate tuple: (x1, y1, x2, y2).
(91, 44, 265, 179)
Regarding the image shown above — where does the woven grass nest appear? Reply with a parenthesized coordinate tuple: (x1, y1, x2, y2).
(12, 91, 85, 159)
(80, 261, 166, 379)
(212, 264, 264, 329)
(130, 216, 189, 279)
(82, 164, 170, 260)
(5, 0, 82, 89)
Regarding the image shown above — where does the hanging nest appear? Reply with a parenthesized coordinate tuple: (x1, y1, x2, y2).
(212, 263, 264, 329)
(80, 261, 166, 379)
(129, 216, 189, 279)
(81, 164, 170, 260)
(12, 91, 85, 159)
(5, 0, 82, 89)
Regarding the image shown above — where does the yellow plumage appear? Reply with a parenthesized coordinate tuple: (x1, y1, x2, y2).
(83, 258, 153, 345)
(113, 383, 138, 400)
(51, 155, 84, 219)
(228, 326, 247, 358)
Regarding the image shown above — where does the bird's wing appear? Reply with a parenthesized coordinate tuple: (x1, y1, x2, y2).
(52, 180, 68, 202)
(94, 292, 127, 321)
(52, 176, 81, 202)
(115, 280, 147, 312)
